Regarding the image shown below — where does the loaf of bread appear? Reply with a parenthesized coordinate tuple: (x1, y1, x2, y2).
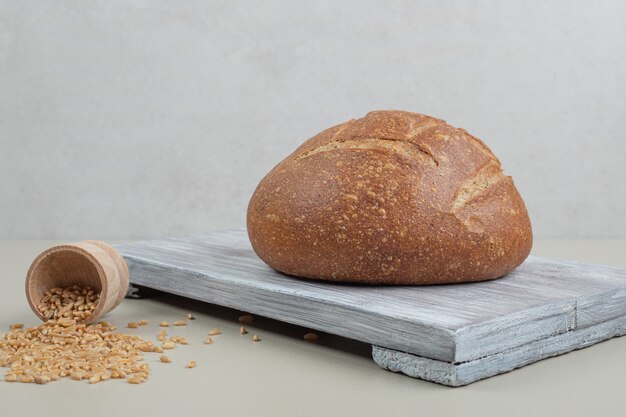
(247, 111, 532, 284)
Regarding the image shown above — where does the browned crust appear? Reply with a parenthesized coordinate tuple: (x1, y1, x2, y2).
(247, 111, 533, 285)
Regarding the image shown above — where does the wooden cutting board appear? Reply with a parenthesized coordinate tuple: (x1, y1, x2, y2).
(115, 230, 626, 386)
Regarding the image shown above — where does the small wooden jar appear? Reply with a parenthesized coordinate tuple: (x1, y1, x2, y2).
(25, 240, 129, 324)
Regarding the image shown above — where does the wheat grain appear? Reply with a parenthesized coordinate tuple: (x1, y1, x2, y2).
(36, 285, 100, 322)
(238, 314, 254, 323)
(304, 332, 319, 341)
(0, 320, 155, 385)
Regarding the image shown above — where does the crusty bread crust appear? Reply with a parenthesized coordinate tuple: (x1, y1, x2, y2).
(247, 111, 532, 284)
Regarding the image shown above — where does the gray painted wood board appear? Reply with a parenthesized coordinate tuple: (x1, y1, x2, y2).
(115, 230, 626, 385)
(373, 313, 626, 386)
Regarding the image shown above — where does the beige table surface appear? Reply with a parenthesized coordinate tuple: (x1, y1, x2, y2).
(0, 239, 625, 417)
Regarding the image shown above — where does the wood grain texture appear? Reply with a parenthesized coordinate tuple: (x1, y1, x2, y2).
(115, 230, 626, 369)
(373, 313, 626, 386)
(26, 240, 129, 324)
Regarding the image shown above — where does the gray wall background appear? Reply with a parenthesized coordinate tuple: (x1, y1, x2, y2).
(1, 0, 625, 240)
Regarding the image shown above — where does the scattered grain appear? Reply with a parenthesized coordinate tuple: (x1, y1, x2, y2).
(138, 342, 154, 352)
(162, 342, 175, 350)
(0, 320, 155, 385)
(170, 336, 188, 345)
(34, 375, 51, 384)
(239, 326, 248, 335)
(138, 320, 148, 326)
(70, 371, 85, 381)
(204, 337, 213, 345)
(208, 328, 221, 336)
(304, 332, 319, 341)
(187, 313, 195, 320)
(187, 360, 196, 369)
(127, 322, 139, 328)
(159, 355, 171, 363)
(159, 322, 169, 327)
(18, 374, 35, 383)
(9, 323, 23, 330)
(127, 376, 145, 384)
(238, 314, 254, 323)
(252, 335, 261, 342)
(173, 320, 186, 326)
